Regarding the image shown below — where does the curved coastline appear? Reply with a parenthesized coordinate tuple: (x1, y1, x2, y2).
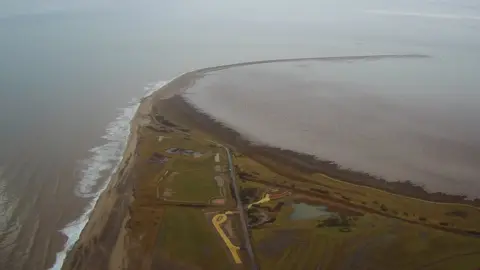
(155, 54, 429, 100)
(151, 54, 478, 206)
(154, 93, 480, 207)
(61, 54, 480, 270)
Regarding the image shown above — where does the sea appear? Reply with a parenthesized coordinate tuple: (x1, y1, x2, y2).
(0, 0, 479, 269)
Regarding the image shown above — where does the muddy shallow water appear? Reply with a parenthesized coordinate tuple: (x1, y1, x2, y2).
(183, 57, 480, 198)
(290, 203, 334, 220)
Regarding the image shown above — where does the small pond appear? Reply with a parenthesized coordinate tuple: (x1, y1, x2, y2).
(289, 203, 335, 220)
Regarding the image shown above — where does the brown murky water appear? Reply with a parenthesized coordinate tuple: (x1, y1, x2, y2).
(184, 57, 480, 197)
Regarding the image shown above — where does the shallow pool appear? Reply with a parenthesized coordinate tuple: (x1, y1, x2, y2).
(289, 203, 334, 220)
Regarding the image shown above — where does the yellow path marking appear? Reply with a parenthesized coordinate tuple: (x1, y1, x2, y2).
(212, 213, 242, 264)
(247, 193, 270, 209)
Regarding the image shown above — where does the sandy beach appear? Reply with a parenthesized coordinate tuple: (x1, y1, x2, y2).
(60, 95, 153, 270)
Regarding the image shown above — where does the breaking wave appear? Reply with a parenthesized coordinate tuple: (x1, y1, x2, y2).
(49, 80, 166, 270)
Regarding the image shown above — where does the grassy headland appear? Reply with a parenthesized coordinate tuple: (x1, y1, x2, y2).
(62, 61, 480, 270)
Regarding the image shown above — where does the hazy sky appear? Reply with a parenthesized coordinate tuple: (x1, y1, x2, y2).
(2, 0, 479, 20)
(0, 0, 111, 18)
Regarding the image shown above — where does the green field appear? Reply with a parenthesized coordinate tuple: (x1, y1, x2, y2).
(152, 207, 234, 270)
(126, 118, 246, 269)
(252, 215, 480, 270)
(166, 157, 220, 203)
(128, 111, 480, 270)
(133, 124, 228, 205)
(251, 202, 480, 270)
(238, 171, 480, 270)
(234, 155, 480, 233)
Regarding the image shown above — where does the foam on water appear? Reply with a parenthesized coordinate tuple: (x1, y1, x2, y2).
(49, 80, 167, 270)
(0, 166, 21, 259)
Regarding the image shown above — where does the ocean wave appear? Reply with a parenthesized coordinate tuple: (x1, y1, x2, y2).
(49, 80, 167, 270)
(0, 166, 23, 267)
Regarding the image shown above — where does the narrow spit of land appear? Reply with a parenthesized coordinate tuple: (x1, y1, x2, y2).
(62, 56, 480, 270)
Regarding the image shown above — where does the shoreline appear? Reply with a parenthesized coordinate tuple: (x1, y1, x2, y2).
(61, 55, 477, 269)
(149, 55, 479, 206)
(60, 94, 152, 270)
(153, 54, 428, 101)
(155, 94, 480, 207)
